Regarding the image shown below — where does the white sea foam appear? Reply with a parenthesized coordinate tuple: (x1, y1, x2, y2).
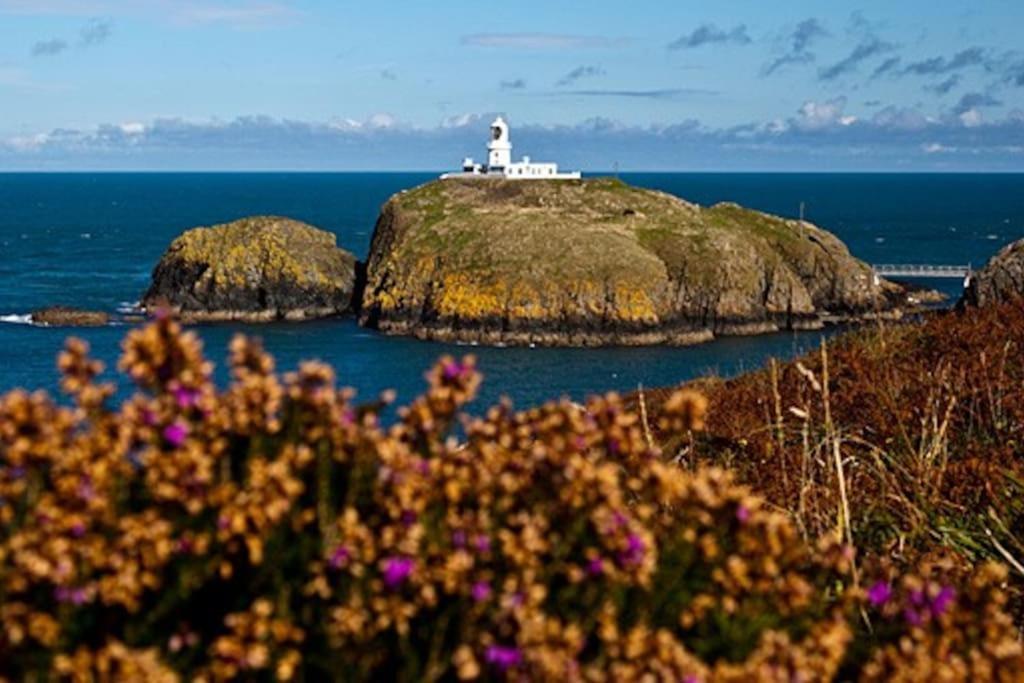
(0, 314, 33, 325)
(117, 301, 141, 314)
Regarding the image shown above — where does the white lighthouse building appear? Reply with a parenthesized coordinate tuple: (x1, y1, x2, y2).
(441, 116, 581, 180)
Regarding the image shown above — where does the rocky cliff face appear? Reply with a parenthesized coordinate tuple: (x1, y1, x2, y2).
(360, 178, 908, 346)
(143, 216, 358, 322)
(962, 238, 1024, 308)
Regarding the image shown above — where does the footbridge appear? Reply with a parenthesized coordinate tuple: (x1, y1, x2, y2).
(872, 264, 971, 279)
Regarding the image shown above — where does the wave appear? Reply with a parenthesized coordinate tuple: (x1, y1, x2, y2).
(0, 314, 33, 325)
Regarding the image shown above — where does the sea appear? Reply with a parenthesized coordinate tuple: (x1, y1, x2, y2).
(1, 173, 1022, 412)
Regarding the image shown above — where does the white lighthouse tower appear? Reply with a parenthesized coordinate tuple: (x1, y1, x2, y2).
(487, 117, 512, 171)
(441, 116, 580, 180)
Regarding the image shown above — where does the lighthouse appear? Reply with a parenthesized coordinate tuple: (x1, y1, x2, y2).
(487, 117, 512, 171)
(441, 116, 581, 180)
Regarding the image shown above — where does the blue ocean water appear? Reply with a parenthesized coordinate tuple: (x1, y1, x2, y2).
(1, 173, 1022, 411)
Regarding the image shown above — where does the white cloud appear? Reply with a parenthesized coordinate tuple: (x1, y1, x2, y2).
(959, 108, 983, 127)
(922, 142, 956, 154)
(4, 105, 1024, 171)
(792, 97, 857, 131)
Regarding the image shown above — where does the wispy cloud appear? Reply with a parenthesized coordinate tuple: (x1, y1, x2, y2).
(556, 65, 605, 87)
(819, 35, 896, 80)
(925, 74, 961, 95)
(500, 78, 526, 90)
(951, 91, 1002, 115)
(902, 47, 989, 76)
(762, 18, 828, 76)
(668, 23, 751, 50)
(380, 69, 397, 81)
(461, 33, 623, 50)
(871, 56, 901, 79)
(0, 0, 105, 15)
(169, 2, 299, 28)
(79, 17, 112, 46)
(30, 38, 68, 57)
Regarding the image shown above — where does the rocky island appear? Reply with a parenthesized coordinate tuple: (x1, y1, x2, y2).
(360, 177, 910, 346)
(143, 216, 358, 322)
(961, 236, 1024, 308)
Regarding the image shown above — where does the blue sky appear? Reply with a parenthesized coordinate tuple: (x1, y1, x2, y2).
(1, 0, 1023, 170)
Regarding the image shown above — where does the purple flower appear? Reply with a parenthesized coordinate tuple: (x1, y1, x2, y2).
(618, 533, 646, 567)
(382, 556, 414, 589)
(471, 581, 492, 602)
(607, 438, 620, 455)
(176, 538, 194, 554)
(163, 421, 189, 448)
(867, 581, 892, 608)
(217, 515, 230, 531)
(904, 607, 923, 627)
(400, 510, 417, 527)
(931, 586, 956, 616)
(8, 465, 25, 480)
(340, 408, 356, 427)
(452, 530, 467, 548)
(69, 522, 86, 539)
(473, 534, 491, 554)
(736, 504, 751, 524)
(586, 557, 605, 577)
(173, 385, 200, 409)
(54, 586, 88, 605)
(77, 476, 95, 502)
(484, 645, 522, 671)
(684, 676, 701, 683)
(328, 545, 350, 570)
(442, 360, 463, 381)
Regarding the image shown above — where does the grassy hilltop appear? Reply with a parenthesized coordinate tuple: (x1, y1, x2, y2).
(361, 178, 908, 346)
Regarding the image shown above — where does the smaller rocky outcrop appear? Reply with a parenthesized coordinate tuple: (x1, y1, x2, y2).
(962, 238, 1024, 308)
(30, 306, 110, 327)
(142, 216, 358, 322)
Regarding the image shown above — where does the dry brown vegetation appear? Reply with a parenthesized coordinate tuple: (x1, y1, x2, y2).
(638, 299, 1024, 603)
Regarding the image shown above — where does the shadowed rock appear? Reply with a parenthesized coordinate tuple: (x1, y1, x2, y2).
(360, 177, 911, 347)
(961, 238, 1024, 308)
(143, 216, 358, 322)
(30, 306, 110, 327)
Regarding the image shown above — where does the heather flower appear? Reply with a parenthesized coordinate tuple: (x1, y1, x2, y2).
(867, 581, 892, 608)
(618, 533, 646, 567)
(484, 645, 522, 671)
(586, 557, 605, 577)
(173, 385, 200, 409)
(931, 585, 955, 616)
(471, 581, 491, 602)
(442, 360, 463, 381)
(736, 504, 751, 524)
(382, 556, 414, 588)
(473, 534, 491, 553)
(163, 421, 188, 447)
(328, 545, 350, 570)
